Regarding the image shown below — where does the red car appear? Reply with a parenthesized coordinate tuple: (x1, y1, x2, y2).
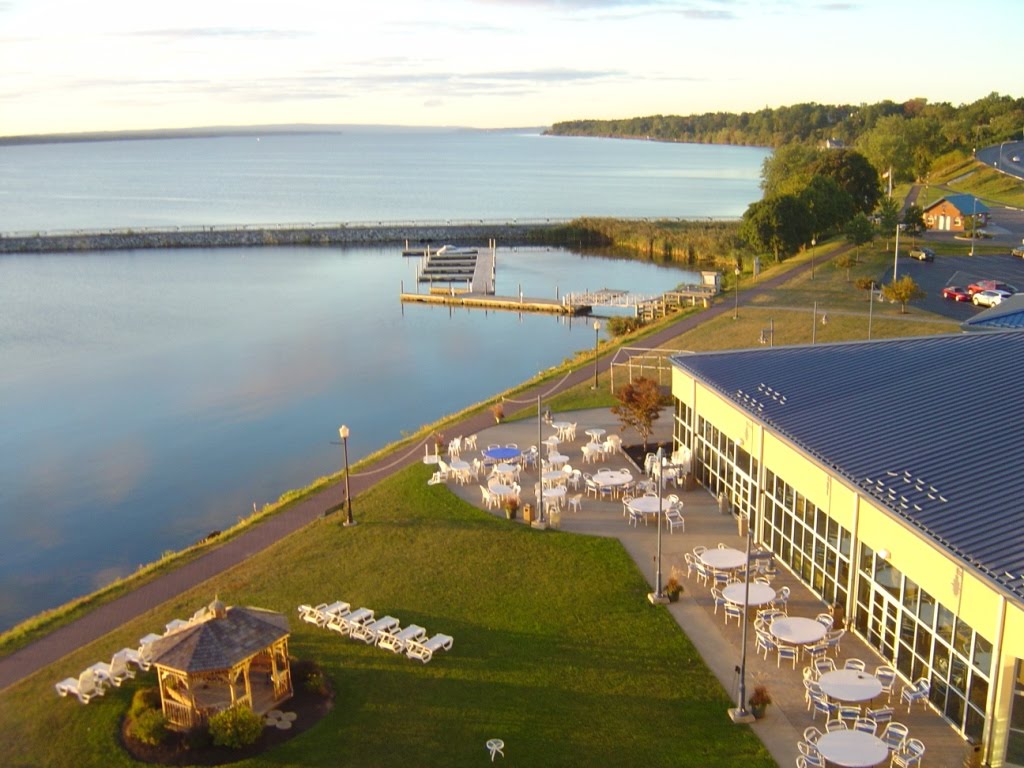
(968, 280, 1018, 296)
(942, 285, 971, 302)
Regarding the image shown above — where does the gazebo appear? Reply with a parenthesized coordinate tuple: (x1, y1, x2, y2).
(148, 600, 293, 730)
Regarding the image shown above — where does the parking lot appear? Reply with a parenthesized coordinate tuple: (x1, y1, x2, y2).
(894, 250, 1024, 321)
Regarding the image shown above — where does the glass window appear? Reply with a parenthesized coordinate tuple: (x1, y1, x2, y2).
(937, 605, 955, 643)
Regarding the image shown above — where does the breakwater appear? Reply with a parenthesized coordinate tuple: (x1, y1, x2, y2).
(0, 220, 575, 254)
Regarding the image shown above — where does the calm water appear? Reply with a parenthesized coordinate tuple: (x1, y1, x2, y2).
(0, 128, 766, 231)
(0, 130, 768, 631)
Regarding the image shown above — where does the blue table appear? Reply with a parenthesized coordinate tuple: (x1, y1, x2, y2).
(484, 447, 521, 461)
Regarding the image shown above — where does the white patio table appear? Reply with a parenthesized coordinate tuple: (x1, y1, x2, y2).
(547, 452, 569, 469)
(815, 730, 889, 767)
(542, 470, 567, 487)
(488, 482, 515, 500)
(543, 486, 566, 508)
(585, 427, 606, 443)
(770, 616, 828, 645)
(699, 548, 747, 570)
(551, 421, 573, 440)
(722, 582, 776, 607)
(818, 669, 883, 703)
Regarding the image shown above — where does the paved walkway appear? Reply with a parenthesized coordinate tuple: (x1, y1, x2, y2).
(0, 250, 837, 693)
(450, 411, 973, 768)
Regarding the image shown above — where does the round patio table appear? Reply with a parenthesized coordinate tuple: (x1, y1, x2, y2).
(484, 447, 521, 462)
(543, 486, 566, 506)
(593, 470, 633, 487)
(818, 669, 883, 703)
(488, 482, 515, 499)
(815, 730, 888, 767)
(551, 421, 573, 439)
(626, 496, 663, 514)
(699, 548, 747, 570)
(542, 471, 567, 487)
(722, 582, 776, 607)
(585, 427, 606, 442)
(770, 616, 828, 645)
(547, 452, 569, 468)
(448, 459, 470, 472)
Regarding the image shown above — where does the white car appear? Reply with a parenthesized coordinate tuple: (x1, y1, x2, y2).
(973, 289, 1012, 307)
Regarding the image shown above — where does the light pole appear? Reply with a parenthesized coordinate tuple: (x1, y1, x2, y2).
(810, 237, 816, 280)
(970, 195, 978, 257)
(592, 320, 601, 389)
(733, 266, 741, 320)
(731, 508, 754, 722)
(339, 425, 355, 526)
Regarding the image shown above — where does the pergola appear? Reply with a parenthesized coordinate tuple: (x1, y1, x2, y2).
(148, 600, 292, 730)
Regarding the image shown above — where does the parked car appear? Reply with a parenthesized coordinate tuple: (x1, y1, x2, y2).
(973, 289, 1012, 307)
(909, 247, 935, 262)
(1012, 246, 1024, 258)
(942, 285, 971, 302)
(968, 280, 1018, 296)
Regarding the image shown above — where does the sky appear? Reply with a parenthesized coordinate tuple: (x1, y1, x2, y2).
(1, 0, 1020, 137)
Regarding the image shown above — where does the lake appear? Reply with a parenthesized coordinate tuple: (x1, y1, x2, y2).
(0, 129, 768, 631)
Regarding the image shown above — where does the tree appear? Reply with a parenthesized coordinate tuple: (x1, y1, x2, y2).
(834, 250, 857, 282)
(761, 142, 819, 197)
(811, 149, 882, 215)
(844, 213, 875, 260)
(740, 194, 813, 262)
(875, 197, 900, 249)
(902, 204, 925, 235)
(800, 175, 856, 238)
(611, 376, 664, 450)
(882, 275, 925, 314)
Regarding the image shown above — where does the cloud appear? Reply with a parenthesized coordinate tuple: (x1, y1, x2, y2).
(132, 26, 310, 40)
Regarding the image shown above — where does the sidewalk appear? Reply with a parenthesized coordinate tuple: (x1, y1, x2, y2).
(449, 410, 972, 768)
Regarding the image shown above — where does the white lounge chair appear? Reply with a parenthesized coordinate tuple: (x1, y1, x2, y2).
(92, 650, 137, 687)
(55, 669, 107, 704)
(406, 633, 454, 663)
(121, 646, 152, 671)
(353, 615, 400, 644)
(310, 601, 350, 628)
(378, 624, 426, 654)
(328, 607, 374, 636)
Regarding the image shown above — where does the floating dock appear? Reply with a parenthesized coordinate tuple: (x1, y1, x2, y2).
(400, 290, 590, 315)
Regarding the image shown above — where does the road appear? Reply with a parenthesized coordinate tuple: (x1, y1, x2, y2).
(976, 140, 1024, 181)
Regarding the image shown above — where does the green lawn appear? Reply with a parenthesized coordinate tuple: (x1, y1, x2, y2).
(2, 464, 772, 767)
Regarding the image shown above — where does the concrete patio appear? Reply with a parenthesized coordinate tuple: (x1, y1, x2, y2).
(443, 407, 976, 768)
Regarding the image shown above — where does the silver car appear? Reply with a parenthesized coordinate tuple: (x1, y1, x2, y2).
(973, 289, 1012, 307)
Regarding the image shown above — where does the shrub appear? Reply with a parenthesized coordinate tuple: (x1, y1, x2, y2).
(304, 671, 328, 696)
(130, 686, 162, 718)
(184, 725, 212, 750)
(129, 708, 170, 746)
(607, 315, 643, 336)
(208, 705, 264, 749)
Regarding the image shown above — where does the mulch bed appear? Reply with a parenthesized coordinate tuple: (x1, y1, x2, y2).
(122, 672, 333, 765)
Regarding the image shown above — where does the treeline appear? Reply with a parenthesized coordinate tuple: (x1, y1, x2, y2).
(552, 218, 742, 269)
(548, 93, 1023, 182)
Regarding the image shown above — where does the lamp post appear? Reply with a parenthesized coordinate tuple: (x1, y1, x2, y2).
(592, 320, 601, 389)
(809, 237, 816, 280)
(339, 425, 355, 526)
(970, 195, 978, 257)
(732, 509, 754, 721)
(733, 267, 741, 320)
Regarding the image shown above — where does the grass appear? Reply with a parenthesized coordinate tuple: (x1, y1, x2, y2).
(1, 463, 773, 768)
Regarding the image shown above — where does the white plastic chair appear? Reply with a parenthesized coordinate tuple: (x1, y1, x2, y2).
(406, 633, 454, 663)
(92, 650, 136, 687)
(55, 669, 107, 704)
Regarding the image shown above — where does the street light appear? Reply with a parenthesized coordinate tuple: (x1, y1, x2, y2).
(592, 320, 601, 389)
(733, 266, 741, 320)
(649, 447, 667, 603)
(339, 425, 355, 526)
(809, 237, 816, 280)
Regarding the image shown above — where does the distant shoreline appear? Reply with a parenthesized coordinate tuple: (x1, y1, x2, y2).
(0, 123, 550, 147)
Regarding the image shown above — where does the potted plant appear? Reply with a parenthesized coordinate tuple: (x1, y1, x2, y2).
(665, 576, 683, 603)
(748, 685, 771, 719)
(433, 431, 445, 455)
(490, 402, 504, 423)
(503, 497, 519, 520)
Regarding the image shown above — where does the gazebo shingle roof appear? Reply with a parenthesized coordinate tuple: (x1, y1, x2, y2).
(149, 605, 289, 673)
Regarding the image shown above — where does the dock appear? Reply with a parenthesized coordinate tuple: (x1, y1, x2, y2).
(400, 290, 590, 315)
(414, 241, 495, 294)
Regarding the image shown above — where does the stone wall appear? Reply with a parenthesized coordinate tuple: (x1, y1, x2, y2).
(0, 223, 570, 254)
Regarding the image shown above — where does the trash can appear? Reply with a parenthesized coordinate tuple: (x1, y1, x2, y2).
(737, 515, 748, 537)
(523, 504, 534, 525)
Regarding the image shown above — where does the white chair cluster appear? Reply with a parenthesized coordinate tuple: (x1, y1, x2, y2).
(298, 602, 454, 663)
(54, 645, 150, 704)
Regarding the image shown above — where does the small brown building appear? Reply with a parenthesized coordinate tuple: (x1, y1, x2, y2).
(147, 600, 292, 730)
(922, 194, 989, 232)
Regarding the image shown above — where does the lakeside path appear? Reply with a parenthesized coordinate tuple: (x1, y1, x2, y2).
(0, 249, 836, 692)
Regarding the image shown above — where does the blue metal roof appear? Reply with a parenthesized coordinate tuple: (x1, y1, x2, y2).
(962, 295, 1024, 331)
(672, 332, 1024, 602)
(926, 193, 990, 215)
